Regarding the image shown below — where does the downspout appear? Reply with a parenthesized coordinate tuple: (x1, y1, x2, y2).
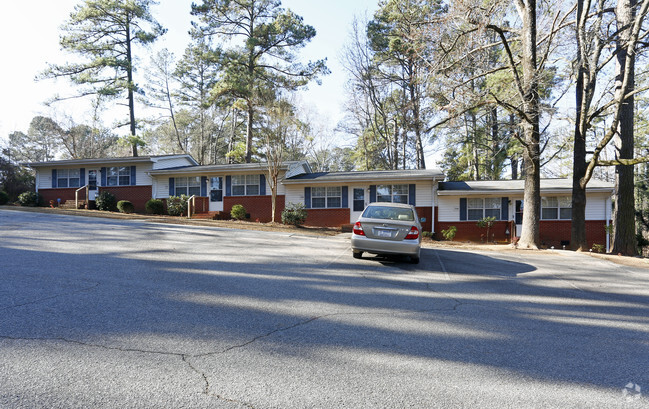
(605, 196, 611, 252)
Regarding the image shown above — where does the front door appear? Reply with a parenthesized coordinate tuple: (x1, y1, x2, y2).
(209, 176, 223, 212)
(88, 169, 98, 200)
(350, 187, 366, 223)
(515, 200, 523, 237)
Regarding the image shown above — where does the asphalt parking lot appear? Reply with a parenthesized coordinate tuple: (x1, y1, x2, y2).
(1, 209, 648, 408)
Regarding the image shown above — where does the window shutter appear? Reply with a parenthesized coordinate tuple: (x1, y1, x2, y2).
(409, 184, 416, 206)
(304, 187, 311, 209)
(225, 176, 231, 196)
(342, 186, 348, 208)
(501, 197, 509, 220)
(260, 174, 266, 195)
(169, 178, 175, 197)
(369, 185, 377, 203)
(100, 167, 107, 186)
(52, 169, 57, 188)
(460, 198, 467, 221)
(130, 166, 136, 185)
(201, 176, 207, 197)
(80, 168, 86, 186)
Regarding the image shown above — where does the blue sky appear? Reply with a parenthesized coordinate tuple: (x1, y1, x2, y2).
(0, 1, 385, 155)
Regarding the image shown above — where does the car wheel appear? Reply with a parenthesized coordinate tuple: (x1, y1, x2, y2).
(410, 255, 420, 264)
(353, 251, 363, 259)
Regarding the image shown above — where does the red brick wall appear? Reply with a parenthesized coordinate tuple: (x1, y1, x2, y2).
(39, 188, 77, 205)
(436, 220, 513, 242)
(98, 186, 152, 213)
(305, 208, 350, 228)
(224, 195, 285, 222)
(437, 218, 608, 248)
(540, 220, 607, 248)
(416, 207, 433, 232)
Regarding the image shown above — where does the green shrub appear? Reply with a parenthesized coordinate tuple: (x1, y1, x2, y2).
(592, 243, 605, 253)
(281, 202, 308, 226)
(95, 191, 117, 211)
(117, 200, 135, 214)
(17, 191, 42, 207)
(145, 198, 164, 215)
(441, 225, 457, 241)
(167, 195, 188, 216)
(421, 231, 433, 239)
(0, 191, 9, 205)
(230, 204, 247, 220)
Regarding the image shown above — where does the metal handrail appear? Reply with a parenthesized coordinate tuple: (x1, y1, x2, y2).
(75, 185, 89, 209)
(187, 195, 196, 219)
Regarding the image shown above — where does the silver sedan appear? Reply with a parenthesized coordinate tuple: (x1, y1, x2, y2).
(350, 202, 422, 264)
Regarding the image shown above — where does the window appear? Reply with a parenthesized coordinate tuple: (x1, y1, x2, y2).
(377, 184, 408, 204)
(232, 175, 260, 196)
(467, 198, 501, 221)
(311, 186, 342, 208)
(107, 166, 131, 186)
(57, 169, 80, 188)
(174, 177, 201, 197)
(542, 196, 571, 220)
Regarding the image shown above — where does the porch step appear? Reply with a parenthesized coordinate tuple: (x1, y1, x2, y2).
(59, 200, 86, 209)
(191, 211, 227, 220)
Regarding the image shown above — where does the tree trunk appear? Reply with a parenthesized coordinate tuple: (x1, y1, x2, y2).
(611, 0, 637, 256)
(125, 13, 138, 157)
(571, 0, 589, 251)
(516, 0, 541, 249)
(245, 101, 254, 163)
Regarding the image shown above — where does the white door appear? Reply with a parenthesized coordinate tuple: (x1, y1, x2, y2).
(88, 169, 98, 200)
(350, 187, 367, 223)
(209, 176, 224, 212)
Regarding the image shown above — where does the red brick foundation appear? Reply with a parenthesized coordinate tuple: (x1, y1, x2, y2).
(38, 188, 78, 205)
(416, 207, 433, 232)
(98, 186, 152, 213)
(436, 220, 513, 243)
(224, 195, 285, 222)
(437, 218, 608, 248)
(305, 208, 350, 228)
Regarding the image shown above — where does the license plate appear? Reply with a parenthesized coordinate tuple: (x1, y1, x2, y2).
(376, 229, 392, 238)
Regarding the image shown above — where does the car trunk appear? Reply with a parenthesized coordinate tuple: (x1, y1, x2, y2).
(362, 220, 412, 241)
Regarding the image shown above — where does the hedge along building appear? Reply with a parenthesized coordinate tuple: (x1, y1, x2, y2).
(436, 179, 614, 250)
(26, 155, 198, 212)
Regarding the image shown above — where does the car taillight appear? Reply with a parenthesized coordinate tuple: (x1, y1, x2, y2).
(405, 226, 419, 240)
(353, 221, 365, 236)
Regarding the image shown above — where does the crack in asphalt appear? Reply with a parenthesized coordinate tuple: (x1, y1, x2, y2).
(0, 282, 101, 312)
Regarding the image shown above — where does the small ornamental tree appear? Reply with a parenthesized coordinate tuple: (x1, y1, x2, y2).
(477, 216, 497, 243)
(441, 225, 457, 241)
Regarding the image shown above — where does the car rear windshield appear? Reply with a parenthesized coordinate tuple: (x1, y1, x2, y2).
(362, 206, 414, 221)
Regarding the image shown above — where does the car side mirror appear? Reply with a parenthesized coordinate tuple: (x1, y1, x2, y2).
(420, 217, 427, 223)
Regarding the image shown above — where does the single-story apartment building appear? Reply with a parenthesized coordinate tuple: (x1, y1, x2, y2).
(26, 156, 614, 248)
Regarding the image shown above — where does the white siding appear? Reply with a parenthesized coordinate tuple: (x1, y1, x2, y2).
(585, 193, 609, 220)
(153, 170, 284, 199)
(414, 181, 434, 206)
(284, 185, 305, 206)
(134, 163, 153, 186)
(37, 168, 53, 189)
(437, 196, 460, 222)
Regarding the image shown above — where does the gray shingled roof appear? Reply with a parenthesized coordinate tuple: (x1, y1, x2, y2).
(283, 169, 444, 184)
(25, 154, 197, 167)
(438, 178, 613, 193)
(147, 160, 308, 175)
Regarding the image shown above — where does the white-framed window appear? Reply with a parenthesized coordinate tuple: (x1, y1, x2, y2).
(107, 166, 131, 186)
(377, 184, 408, 204)
(57, 169, 80, 188)
(541, 196, 571, 220)
(232, 174, 260, 196)
(467, 197, 501, 221)
(174, 177, 201, 196)
(311, 186, 342, 208)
